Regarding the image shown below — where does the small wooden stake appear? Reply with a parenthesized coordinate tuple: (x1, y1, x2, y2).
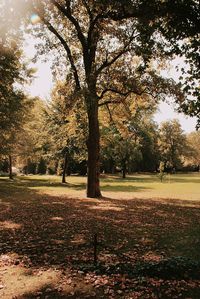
(94, 233, 98, 266)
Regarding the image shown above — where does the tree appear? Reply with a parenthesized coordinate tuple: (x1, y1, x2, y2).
(101, 124, 142, 178)
(158, 161, 165, 182)
(186, 131, 200, 170)
(3, 0, 198, 196)
(158, 0, 200, 128)
(43, 1, 187, 195)
(101, 95, 158, 176)
(45, 81, 87, 182)
(158, 119, 188, 170)
(137, 121, 159, 172)
(10, 97, 48, 175)
(0, 40, 31, 178)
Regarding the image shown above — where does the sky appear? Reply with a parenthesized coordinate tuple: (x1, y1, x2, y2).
(24, 36, 197, 133)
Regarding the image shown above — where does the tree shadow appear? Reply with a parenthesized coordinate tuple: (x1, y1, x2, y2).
(21, 284, 99, 299)
(103, 174, 157, 183)
(102, 173, 200, 184)
(101, 184, 152, 192)
(1, 177, 200, 297)
(0, 177, 86, 194)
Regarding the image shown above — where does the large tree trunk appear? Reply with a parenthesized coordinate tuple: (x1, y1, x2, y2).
(62, 151, 68, 183)
(86, 101, 102, 198)
(8, 155, 13, 180)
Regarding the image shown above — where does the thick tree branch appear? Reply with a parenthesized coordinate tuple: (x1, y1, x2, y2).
(105, 103, 114, 123)
(38, 12, 80, 90)
(96, 31, 138, 76)
(96, 49, 127, 76)
(98, 87, 145, 100)
(98, 99, 123, 107)
(50, 0, 87, 50)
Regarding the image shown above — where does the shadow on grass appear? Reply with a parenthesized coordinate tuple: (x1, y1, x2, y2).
(102, 173, 200, 184)
(102, 174, 157, 183)
(0, 176, 86, 193)
(101, 184, 152, 192)
(1, 175, 200, 298)
(0, 176, 152, 193)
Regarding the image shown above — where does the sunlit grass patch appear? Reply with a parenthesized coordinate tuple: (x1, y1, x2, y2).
(0, 173, 199, 201)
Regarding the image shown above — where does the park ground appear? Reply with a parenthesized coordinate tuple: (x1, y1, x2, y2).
(0, 173, 200, 298)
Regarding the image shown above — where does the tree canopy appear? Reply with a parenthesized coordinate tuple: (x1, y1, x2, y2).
(1, 0, 199, 195)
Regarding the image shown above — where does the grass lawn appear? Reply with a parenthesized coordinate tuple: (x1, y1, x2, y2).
(6, 172, 199, 200)
(0, 173, 200, 298)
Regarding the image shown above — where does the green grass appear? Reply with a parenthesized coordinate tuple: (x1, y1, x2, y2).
(1, 172, 199, 201)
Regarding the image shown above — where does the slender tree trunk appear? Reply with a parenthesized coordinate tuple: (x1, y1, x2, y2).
(122, 160, 126, 179)
(8, 155, 13, 180)
(86, 101, 102, 198)
(62, 151, 68, 183)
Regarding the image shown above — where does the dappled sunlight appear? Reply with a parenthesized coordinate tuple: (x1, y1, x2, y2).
(140, 237, 154, 246)
(0, 263, 62, 299)
(50, 216, 64, 221)
(52, 239, 65, 245)
(0, 253, 20, 266)
(0, 175, 200, 297)
(89, 202, 124, 212)
(71, 234, 86, 245)
(142, 251, 163, 262)
(0, 220, 22, 230)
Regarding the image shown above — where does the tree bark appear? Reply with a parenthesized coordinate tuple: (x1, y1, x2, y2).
(62, 151, 68, 183)
(86, 101, 102, 198)
(8, 155, 13, 180)
(122, 160, 126, 179)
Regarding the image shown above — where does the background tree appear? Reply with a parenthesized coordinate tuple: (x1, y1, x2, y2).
(14, 98, 49, 175)
(158, 119, 188, 171)
(100, 93, 159, 176)
(0, 40, 31, 178)
(18, 0, 190, 197)
(1, 0, 199, 195)
(101, 124, 142, 178)
(186, 131, 200, 171)
(45, 81, 87, 182)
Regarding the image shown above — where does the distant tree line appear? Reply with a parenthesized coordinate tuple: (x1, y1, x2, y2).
(1, 91, 199, 180)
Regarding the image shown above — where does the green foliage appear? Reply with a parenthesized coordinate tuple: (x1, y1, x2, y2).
(158, 119, 188, 169)
(185, 131, 200, 170)
(0, 43, 29, 155)
(1, 0, 199, 193)
(45, 82, 87, 176)
(13, 98, 49, 173)
(101, 97, 160, 174)
(36, 158, 47, 174)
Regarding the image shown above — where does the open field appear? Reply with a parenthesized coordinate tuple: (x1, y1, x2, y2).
(2, 172, 198, 200)
(0, 173, 200, 298)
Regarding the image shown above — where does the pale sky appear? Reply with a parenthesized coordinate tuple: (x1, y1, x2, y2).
(24, 36, 53, 99)
(24, 36, 197, 133)
(154, 102, 197, 133)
